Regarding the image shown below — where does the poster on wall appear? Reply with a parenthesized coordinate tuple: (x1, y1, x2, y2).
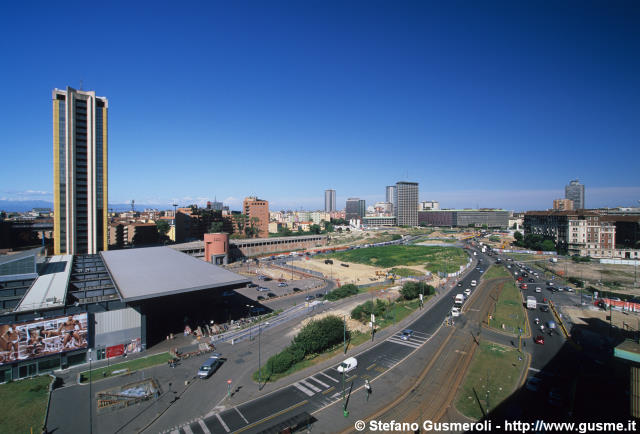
(0, 313, 89, 365)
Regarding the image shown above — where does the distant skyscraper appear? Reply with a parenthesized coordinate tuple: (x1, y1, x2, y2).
(565, 180, 585, 210)
(324, 189, 336, 212)
(395, 182, 419, 226)
(53, 87, 108, 255)
(345, 198, 364, 221)
(385, 186, 396, 203)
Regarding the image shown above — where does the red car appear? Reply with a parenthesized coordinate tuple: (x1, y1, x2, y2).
(535, 335, 545, 345)
(521, 283, 528, 290)
(517, 276, 524, 282)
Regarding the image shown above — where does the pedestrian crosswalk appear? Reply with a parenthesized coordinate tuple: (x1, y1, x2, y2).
(386, 330, 430, 349)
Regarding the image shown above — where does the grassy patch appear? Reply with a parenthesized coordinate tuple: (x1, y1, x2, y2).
(328, 245, 467, 273)
(483, 265, 511, 280)
(455, 341, 525, 419)
(253, 297, 426, 383)
(489, 281, 527, 335)
(79, 352, 172, 383)
(0, 375, 52, 434)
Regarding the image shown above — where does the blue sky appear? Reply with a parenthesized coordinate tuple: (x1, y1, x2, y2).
(1, 1, 639, 211)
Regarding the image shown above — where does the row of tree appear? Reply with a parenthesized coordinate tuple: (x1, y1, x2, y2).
(513, 231, 557, 252)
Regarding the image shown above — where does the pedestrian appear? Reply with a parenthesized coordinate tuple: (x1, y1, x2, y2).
(364, 379, 371, 401)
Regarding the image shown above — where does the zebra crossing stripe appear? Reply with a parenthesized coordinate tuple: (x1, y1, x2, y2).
(293, 382, 315, 396)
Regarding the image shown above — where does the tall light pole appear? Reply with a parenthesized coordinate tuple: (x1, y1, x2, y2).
(258, 320, 262, 389)
(246, 305, 253, 340)
(88, 349, 93, 434)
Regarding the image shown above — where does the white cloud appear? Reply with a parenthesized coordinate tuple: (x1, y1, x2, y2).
(0, 189, 52, 201)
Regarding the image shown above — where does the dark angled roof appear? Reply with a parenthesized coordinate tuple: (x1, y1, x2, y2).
(101, 246, 249, 302)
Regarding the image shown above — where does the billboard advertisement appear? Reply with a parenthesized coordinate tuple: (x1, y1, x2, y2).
(0, 313, 88, 365)
(106, 344, 125, 359)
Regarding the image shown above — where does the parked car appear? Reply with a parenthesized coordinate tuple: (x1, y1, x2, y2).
(293, 287, 302, 292)
(316, 293, 325, 298)
(278, 282, 288, 287)
(258, 287, 269, 292)
(197, 354, 223, 378)
(337, 357, 358, 373)
(305, 295, 315, 301)
(451, 307, 460, 317)
(247, 283, 257, 288)
(257, 296, 265, 301)
(267, 292, 277, 298)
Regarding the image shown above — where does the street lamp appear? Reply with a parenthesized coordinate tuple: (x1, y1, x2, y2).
(258, 320, 262, 389)
(88, 349, 93, 434)
(246, 305, 253, 340)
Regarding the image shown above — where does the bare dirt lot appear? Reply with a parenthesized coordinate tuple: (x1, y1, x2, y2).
(564, 305, 640, 332)
(545, 258, 639, 296)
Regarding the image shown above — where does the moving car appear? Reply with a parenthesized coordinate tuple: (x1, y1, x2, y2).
(525, 377, 542, 392)
(305, 295, 315, 301)
(464, 288, 471, 297)
(197, 354, 223, 378)
(539, 305, 550, 312)
(534, 335, 545, 345)
(535, 287, 541, 293)
(470, 280, 477, 287)
(451, 307, 461, 317)
(337, 357, 358, 373)
(400, 329, 413, 340)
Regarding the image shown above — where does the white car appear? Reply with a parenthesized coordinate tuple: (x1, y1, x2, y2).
(470, 280, 477, 287)
(451, 307, 461, 317)
(464, 288, 471, 297)
(337, 357, 358, 373)
(535, 287, 541, 293)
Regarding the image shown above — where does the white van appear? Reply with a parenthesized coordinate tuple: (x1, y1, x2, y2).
(337, 357, 357, 373)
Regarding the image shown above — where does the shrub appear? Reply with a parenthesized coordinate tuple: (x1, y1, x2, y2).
(293, 316, 346, 355)
(350, 299, 389, 322)
(325, 284, 359, 301)
(400, 281, 434, 300)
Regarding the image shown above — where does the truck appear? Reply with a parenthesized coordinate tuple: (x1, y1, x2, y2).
(550, 257, 558, 263)
(481, 246, 487, 253)
(454, 294, 465, 307)
(526, 296, 537, 310)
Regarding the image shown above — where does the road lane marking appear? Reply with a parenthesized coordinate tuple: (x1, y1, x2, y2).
(318, 372, 339, 383)
(293, 382, 315, 396)
(366, 363, 376, 370)
(183, 425, 194, 434)
(322, 386, 335, 394)
(529, 367, 540, 373)
(233, 400, 307, 433)
(387, 337, 422, 348)
(198, 419, 211, 434)
(235, 406, 249, 424)
(216, 413, 230, 433)
(299, 379, 321, 392)
(309, 375, 330, 388)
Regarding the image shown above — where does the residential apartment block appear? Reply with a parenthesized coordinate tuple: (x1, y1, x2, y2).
(243, 197, 269, 238)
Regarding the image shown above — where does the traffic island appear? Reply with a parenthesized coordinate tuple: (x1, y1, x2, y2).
(454, 340, 527, 419)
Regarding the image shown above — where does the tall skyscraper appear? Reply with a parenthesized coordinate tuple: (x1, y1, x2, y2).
(53, 87, 108, 255)
(385, 186, 395, 203)
(324, 189, 336, 212)
(565, 179, 585, 210)
(345, 198, 364, 221)
(395, 182, 419, 226)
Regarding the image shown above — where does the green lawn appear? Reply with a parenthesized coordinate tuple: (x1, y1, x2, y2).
(489, 280, 527, 335)
(79, 352, 172, 383)
(328, 245, 467, 274)
(455, 341, 525, 419)
(483, 265, 511, 280)
(0, 375, 52, 434)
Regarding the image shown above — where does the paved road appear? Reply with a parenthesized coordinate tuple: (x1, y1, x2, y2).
(164, 256, 483, 433)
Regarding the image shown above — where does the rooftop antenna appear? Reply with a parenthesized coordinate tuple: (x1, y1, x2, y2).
(79, 80, 83, 90)
(131, 200, 135, 212)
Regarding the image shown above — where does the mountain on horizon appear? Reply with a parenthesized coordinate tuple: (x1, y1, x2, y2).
(0, 200, 171, 213)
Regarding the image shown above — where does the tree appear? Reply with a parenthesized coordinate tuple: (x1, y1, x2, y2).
(323, 221, 334, 232)
(309, 224, 322, 234)
(233, 214, 247, 236)
(514, 231, 524, 245)
(540, 239, 555, 251)
(156, 220, 170, 236)
(209, 221, 224, 233)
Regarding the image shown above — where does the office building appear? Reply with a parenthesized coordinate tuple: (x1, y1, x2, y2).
(243, 197, 269, 238)
(346, 198, 364, 221)
(324, 189, 336, 212)
(419, 201, 440, 211)
(386, 186, 396, 212)
(394, 182, 419, 226)
(565, 179, 585, 210)
(553, 199, 574, 211)
(418, 209, 509, 228)
(53, 87, 108, 255)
